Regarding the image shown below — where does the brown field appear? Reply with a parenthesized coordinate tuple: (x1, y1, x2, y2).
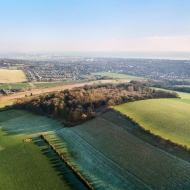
(0, 69, 27, 83)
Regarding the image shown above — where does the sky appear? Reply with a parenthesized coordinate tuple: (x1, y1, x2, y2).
(0, 0, 190, 54)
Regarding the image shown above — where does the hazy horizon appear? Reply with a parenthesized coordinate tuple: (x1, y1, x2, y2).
(1, 51, 190, 61)
(0, 0, 190, 55)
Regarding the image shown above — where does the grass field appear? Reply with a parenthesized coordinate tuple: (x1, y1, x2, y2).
(0, 83, 31, 89)
(0, 69, 27, 83)
(34, 80, 85, 88)
(0, 109, 80, 190)
(54, 110, 190, 189)
(92, 72, 144, 79)
(114, 90, 190, 148)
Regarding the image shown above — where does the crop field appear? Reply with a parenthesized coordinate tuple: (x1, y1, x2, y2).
(0, 69, 27, 83)
(34, 80, 85, 88)
(52, 110, 190, 189)
(0, 109, 77, 190)
(91, 72, 144, 79)
(114, 90, 190, 148)
(0, 83, 31, 89)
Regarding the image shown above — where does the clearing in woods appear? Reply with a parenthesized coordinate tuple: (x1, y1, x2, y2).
(0, 69, 27, 83)
(114, 90, 190, 148)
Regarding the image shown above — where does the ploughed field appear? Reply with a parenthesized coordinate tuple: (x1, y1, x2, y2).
(114, 91, 190, 148)
(1, 106, 190, 189)
(46, 110, 190, 189)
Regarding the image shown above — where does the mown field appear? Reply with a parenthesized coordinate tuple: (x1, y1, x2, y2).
(92, 72, 144, 79)
(34, 80, 86, 88)
(0, 69, 27, 83)
(53, 110, 190, 189)
(0, 109, 81, 190)
(114, 90, 190, 148)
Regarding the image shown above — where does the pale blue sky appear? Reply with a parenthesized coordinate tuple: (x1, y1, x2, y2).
(0, 0, 190, 52)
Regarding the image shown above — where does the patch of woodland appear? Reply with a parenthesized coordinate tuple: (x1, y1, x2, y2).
(132, 79, 190, 93)
(112, 109, 190, 163)
(13, 82, 178, 126)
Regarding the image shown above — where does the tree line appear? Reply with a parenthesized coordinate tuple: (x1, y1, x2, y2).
(133, 79, 190, 93)
(13, 83, 178, 126)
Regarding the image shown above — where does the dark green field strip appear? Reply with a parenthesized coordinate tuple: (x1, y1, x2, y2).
(0, 83, 31, 89)
(34, 80, 86, 88)
(0, 140, 70, 190)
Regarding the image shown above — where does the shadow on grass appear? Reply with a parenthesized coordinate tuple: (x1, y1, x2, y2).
(34, 137, 89, 190)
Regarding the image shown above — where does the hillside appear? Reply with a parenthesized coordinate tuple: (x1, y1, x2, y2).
(114, 91, 190, 148)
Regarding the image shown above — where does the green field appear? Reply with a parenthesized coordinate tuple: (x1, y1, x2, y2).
(0, 69, 27, 83)
(34, 80, 85, 88)
(0, 83, 31, 89)
(114, 90, 190, 148)
(0, 109, 80, 190)
(175, 85, 190, 87)
(53, 110, 190, 189)
(1, 108, 190, 189)
(92, 72, 144, 79)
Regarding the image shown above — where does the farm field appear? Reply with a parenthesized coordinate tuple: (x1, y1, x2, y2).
(114, 90, 190, 148)
(0, 69, 27, 83)
(0, 83, 31, 89)
(0, 109, 85, 190)
(175, 85, 190, 87)
(92, 72, 144, 79)
(53, 110, 190, 189)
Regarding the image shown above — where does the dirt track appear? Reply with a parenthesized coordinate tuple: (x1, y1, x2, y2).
(0, 79, 132, 103)
(0, 82, 89, 103)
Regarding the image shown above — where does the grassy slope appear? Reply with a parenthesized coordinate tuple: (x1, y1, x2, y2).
(54, 110, 190, 189)
(0, 69, 27, 83)
(91, 72, 143, 79)
(114, 91, 190, 147)
(0, 109, 72, 190)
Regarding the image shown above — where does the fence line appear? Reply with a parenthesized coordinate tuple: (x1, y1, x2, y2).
(40, 134, 94, 190)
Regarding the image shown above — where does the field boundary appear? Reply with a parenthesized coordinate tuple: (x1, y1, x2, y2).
(41, 134, 94, 190)
(110, 108, 190, 163)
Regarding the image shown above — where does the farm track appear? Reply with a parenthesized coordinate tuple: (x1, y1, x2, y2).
(0, 82, 90, 102)
(0, 79, 131, 103)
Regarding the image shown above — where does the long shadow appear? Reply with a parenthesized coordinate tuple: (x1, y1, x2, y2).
(34, 137, 90, 190)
